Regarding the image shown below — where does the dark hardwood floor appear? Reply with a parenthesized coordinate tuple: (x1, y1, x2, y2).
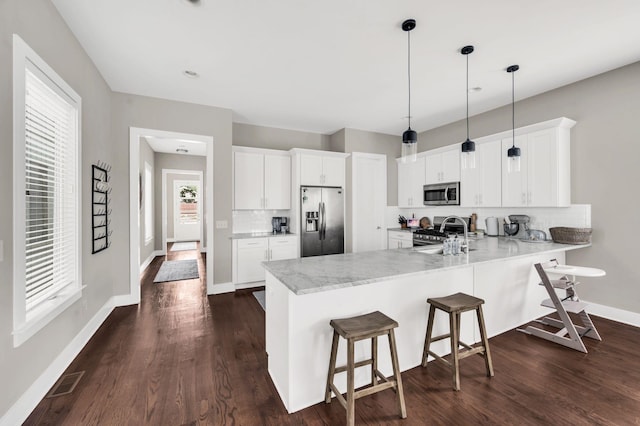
(25, 247, 640, 425)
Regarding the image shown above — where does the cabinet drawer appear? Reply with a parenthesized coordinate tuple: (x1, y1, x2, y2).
(387, 231, 413, 241)
(237, 238, 268, 249)
(269, 236, 297, 246)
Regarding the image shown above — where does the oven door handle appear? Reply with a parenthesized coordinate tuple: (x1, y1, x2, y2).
(444, 186, 449, 203)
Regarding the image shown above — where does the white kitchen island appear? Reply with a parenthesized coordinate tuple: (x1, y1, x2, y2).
(262, 237, 588, 413)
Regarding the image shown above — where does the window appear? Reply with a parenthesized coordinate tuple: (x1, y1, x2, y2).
(144, 162, 154, 243)
(12, 35, 82, 347)
(177, 184, 199, 225)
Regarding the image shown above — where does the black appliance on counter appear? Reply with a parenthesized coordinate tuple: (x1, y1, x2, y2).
(271, 216, 289, 233)
(412, 216, 472, 247)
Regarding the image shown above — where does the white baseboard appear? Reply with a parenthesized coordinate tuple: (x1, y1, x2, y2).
(139, 250, 163, 273)
(167, 238, 176, 242)
(0, 298, 116, 426)
(210, 282, 235, 295)
(200, 246, 207, 253)
(585, 301, 640, 327)
(113, 294, 139, 307)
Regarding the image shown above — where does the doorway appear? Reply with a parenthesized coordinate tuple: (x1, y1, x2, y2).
(174, 180, 201, 242)
(129, 127, 214, 305)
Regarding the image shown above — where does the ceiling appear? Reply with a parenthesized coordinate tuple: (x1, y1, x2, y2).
(52, 0, 640, 137)
(145, 136, 207, 156)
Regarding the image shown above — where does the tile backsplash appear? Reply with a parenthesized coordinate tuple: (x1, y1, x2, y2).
(233, 210, 292, 234)
(387, 204, 591, 237)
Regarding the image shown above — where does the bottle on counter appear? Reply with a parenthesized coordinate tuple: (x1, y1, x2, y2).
(443, 236, 452, 256)
(452, 235, 460, 255)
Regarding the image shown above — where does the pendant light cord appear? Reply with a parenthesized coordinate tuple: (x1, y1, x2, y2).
(466, 53, 469, 140)
(407, 30, 411, 129)
(511, 70, 515, 148)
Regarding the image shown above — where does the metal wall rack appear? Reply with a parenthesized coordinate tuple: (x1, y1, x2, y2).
(92, 162, 112, 254)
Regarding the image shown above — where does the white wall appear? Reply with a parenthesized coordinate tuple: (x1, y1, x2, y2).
(0, 0, 118, 417)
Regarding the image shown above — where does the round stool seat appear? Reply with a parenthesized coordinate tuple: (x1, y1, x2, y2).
(427, 292, 485, 313)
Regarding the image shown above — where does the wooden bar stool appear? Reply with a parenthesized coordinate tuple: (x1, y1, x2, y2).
(325, 311, 407, 426)
(421, 292, 494, 391)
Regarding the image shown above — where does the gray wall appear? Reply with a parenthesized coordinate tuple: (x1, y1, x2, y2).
(0, 0, 117, 416)
(233, 122, 331, 150)
(153, 153, 205, 246)
(419, 61, 640, 314)
(111, 93, 233, 288)
(139, 137, 156, 264)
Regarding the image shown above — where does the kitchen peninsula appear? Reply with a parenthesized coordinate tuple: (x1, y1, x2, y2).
(263, 237, 589, 413)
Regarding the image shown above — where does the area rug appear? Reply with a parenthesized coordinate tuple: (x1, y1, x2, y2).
(153, 259, 200, 283)
(170, 241, 197, 251)
(253, 290, 266, 311)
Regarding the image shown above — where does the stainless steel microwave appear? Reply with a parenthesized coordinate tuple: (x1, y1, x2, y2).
(423, 182, 460, 206)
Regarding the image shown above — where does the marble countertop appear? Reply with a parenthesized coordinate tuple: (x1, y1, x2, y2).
(231, 232, 297, 239)
(262, 237, 589, 295)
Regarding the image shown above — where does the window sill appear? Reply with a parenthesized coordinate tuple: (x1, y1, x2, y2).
(13, 285, 84, 347)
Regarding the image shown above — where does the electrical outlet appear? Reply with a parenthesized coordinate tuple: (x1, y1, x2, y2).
(215, 220, 228, 229)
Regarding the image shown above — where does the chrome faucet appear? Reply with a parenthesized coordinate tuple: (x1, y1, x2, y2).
(439, 215, 469, 253)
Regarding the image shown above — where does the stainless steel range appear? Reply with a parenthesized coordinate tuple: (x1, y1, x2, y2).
(412, 215, 472, 247)
(413, 229, 448, 246)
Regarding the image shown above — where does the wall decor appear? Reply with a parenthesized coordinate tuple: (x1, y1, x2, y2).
(92, 161, 112, 254)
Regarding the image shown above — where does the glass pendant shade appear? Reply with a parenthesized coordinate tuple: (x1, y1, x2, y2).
(401, 128, 417, 162)
(507, 144, 521, 173)
(462, 150, 476, 170)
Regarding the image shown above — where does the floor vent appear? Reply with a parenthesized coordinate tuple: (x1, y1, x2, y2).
(46, 371, 85, 398)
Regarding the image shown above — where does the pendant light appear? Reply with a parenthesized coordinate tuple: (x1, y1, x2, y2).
(460, 45, 476, 169)
(506, 64, 521, 173)
(401, 19, 417, 163)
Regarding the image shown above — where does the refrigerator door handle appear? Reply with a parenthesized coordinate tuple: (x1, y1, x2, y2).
(320, 202, 326, 240)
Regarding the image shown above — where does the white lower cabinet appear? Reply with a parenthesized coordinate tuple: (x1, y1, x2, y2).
(234, 236, 298, 284)
(387, 230, 413, 249)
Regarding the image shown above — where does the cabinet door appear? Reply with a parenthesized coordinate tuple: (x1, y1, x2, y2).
(441, 148, 461, 182)
(397, 161, 413, 207)
(478, 140, 502, 207)
(300, 155, 323, 185)
(234, 152, 264, 209)
(264, 154, 291, 209)
(501, 136, 528, 207)
(527, 128, 557, 207)
(388, 237, 402, 249)
(322, 156, 345, 187)
(399, 239, 413, 248)
(460, 162, 480, 207)
(236, 239, 268, 283)
(424, 153, 441, 184)
(397, 158, 425, 207)
(269, 237, 297, 261)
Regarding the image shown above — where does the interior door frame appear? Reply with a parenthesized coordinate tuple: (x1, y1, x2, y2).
(129, 127, 214, 304)
(351, 152, 387, 253)
(164, 172, 203, 250)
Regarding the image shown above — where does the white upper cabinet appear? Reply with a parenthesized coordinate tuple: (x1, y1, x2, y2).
(233, 147, 291, 210)
(234, 151, 265, 210)
(425, 147, 460, 184)
(397, 157, 426, 208)
(461, 139, 502, 207)
(264, 154, 291, 209)
(501, 121, 572, 207)
(300, 154, 345, 187)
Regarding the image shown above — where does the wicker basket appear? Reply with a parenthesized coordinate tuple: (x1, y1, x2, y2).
(549, 227, 592, 244)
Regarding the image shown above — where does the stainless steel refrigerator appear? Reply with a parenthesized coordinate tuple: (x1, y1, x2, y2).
(300, 186, 344, 257)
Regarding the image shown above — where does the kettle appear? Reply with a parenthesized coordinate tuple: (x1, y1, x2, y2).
(485, 217, 499, 236)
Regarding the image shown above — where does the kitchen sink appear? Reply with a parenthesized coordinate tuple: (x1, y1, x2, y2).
(414, 245, 476, 255)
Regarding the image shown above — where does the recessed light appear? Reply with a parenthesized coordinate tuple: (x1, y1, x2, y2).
(468, 87, 482, 93)
(176, 148, 189, 154)
(183, 70, 199, 78)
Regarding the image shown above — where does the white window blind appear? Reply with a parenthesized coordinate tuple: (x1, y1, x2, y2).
(23, 67, 79, 314)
